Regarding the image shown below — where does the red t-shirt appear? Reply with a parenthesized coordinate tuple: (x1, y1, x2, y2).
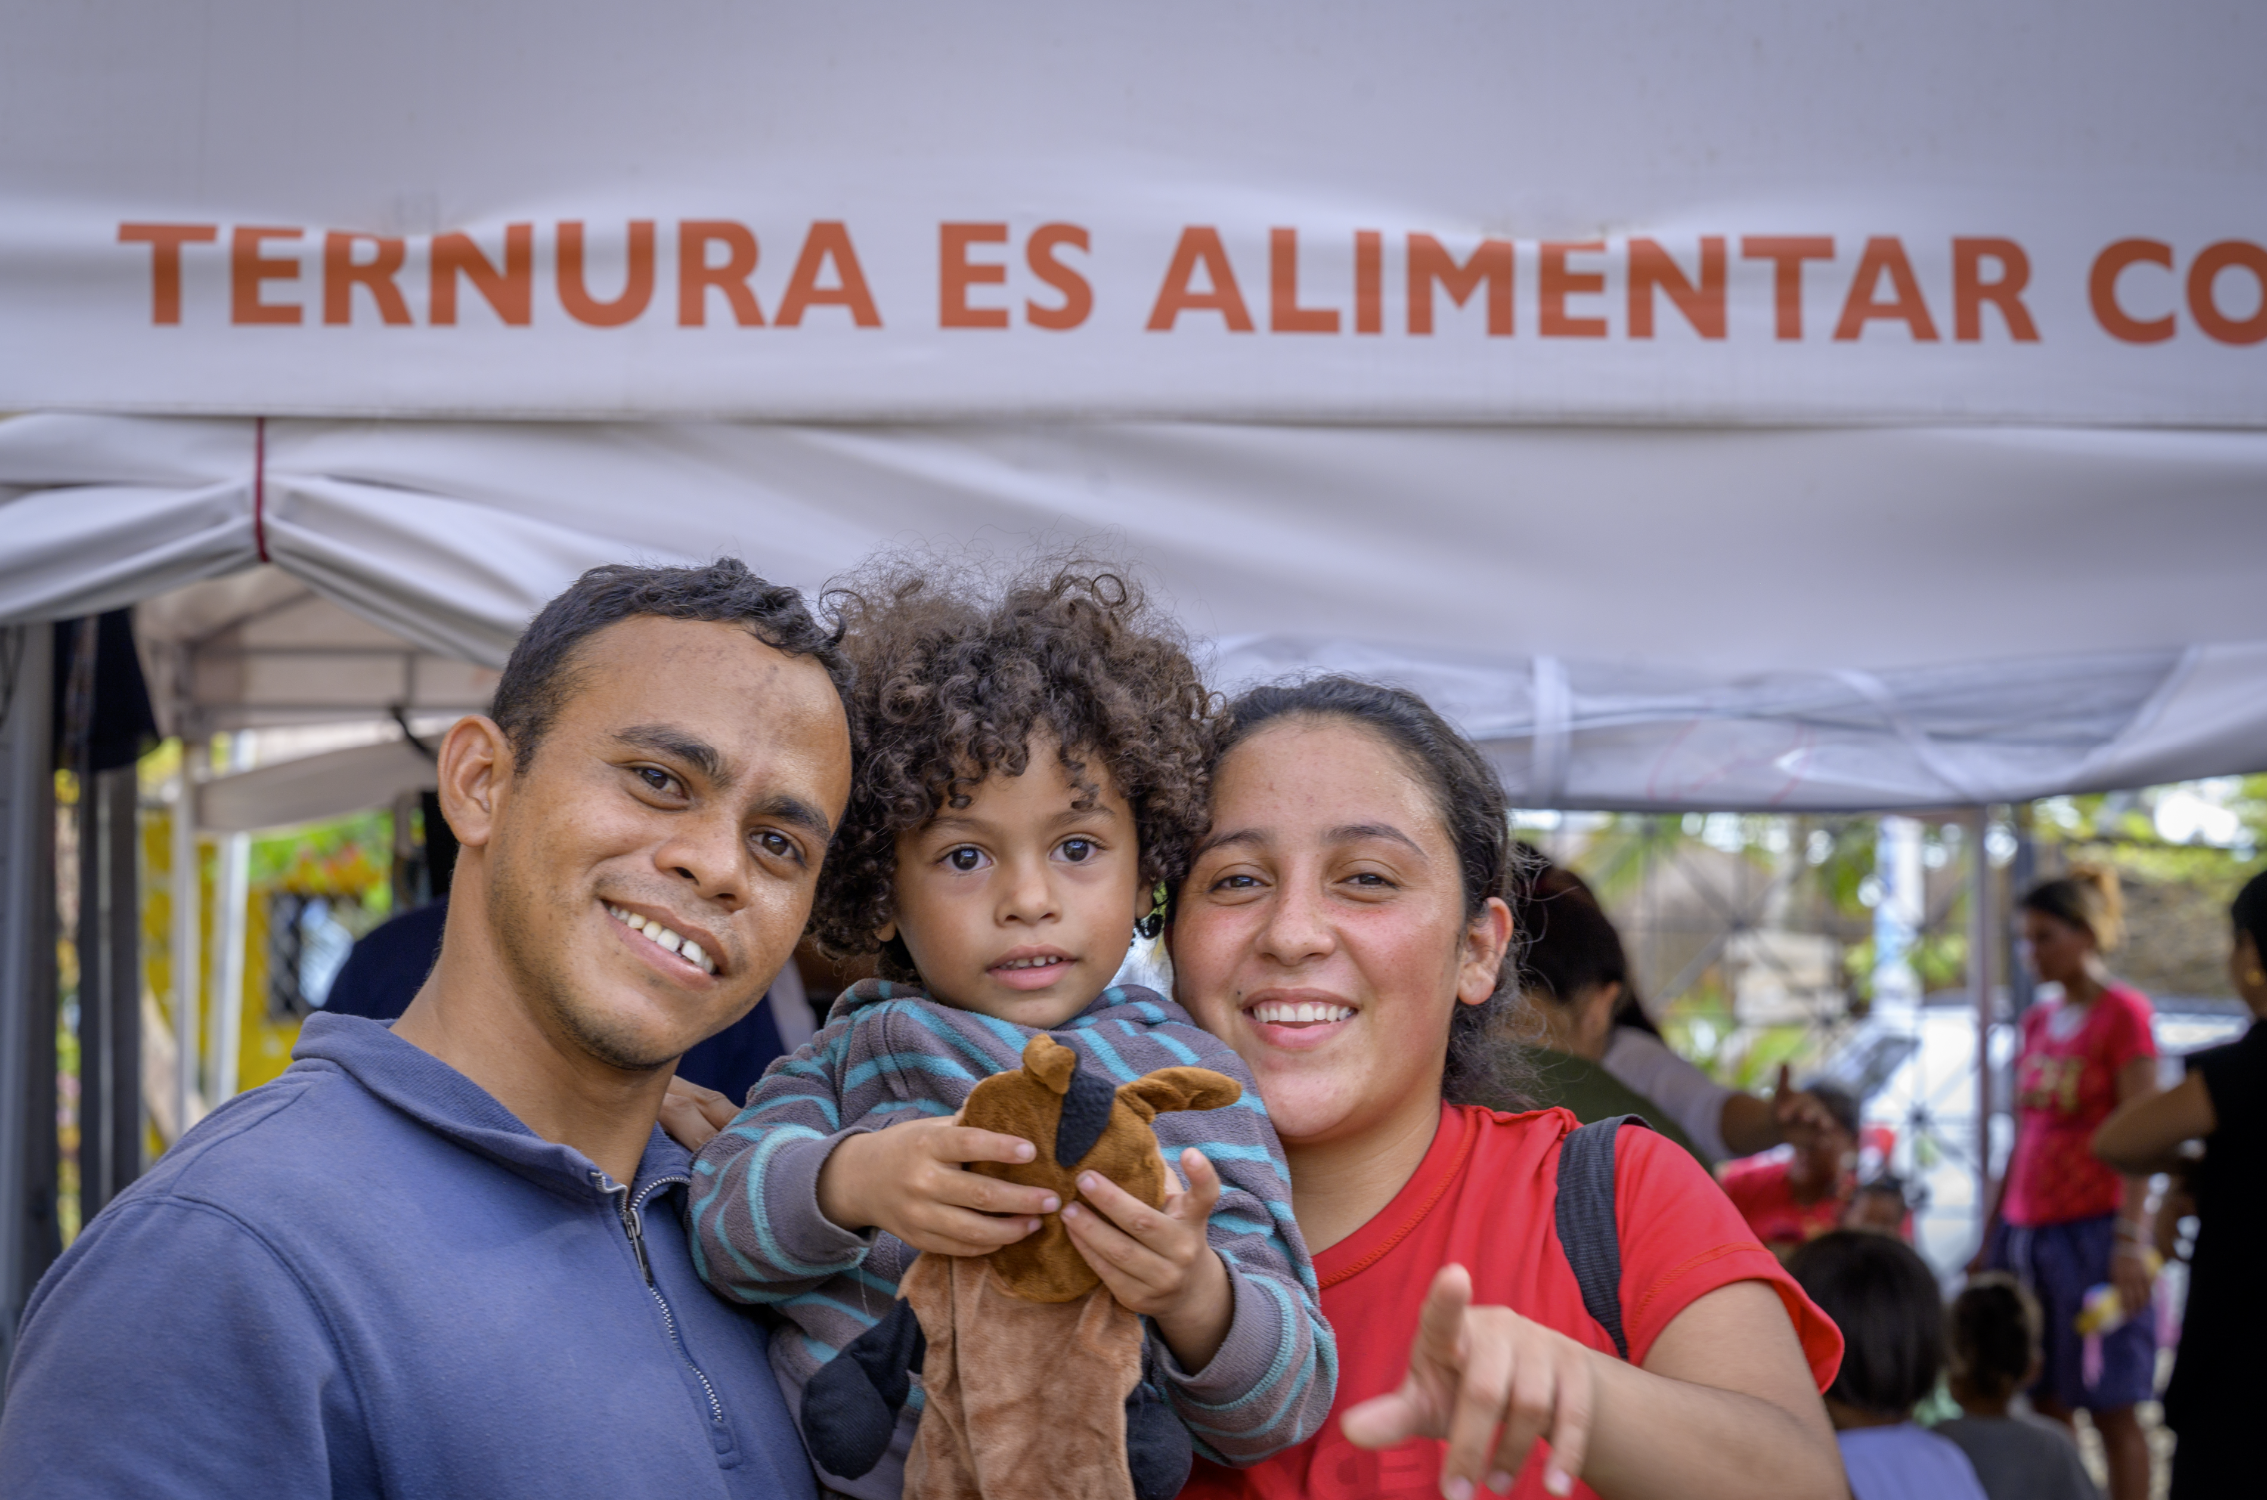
(1181, 1104, 1842, 1500)
(1717, 1154, 1850, 1253)
(2002, 984, 2157, 1226)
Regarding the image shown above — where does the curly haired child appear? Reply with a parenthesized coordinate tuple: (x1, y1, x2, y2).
(687, 560, 1334, 1499)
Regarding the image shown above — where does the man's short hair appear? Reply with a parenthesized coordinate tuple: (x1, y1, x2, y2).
(491, 559, 852, 768)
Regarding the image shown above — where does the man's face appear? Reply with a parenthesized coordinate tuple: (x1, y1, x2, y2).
(479, 616, 851, 1073)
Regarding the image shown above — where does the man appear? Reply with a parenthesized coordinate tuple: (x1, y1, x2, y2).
(0, 560, 851, 1498)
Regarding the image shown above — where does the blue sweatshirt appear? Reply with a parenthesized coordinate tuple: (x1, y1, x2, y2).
(0, 1013, 818, 1500)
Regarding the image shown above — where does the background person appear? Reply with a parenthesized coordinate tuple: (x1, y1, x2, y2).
(1511, 851, 1838, 1163)
(2092, 867, 2267, 1500)
(1787, 1230, 1988, 1500)
(1935, 1274, 2098, 1500)
(1496, 863, 1713, 1163)
(1972, 868, 2158, 1500)
(1719, 1082, 1863, 1261)
(1842, 1174, 1917, 1241)
(1168, 678, 1846, 1500)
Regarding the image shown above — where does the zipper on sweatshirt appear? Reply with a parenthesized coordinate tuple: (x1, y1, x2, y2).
(600, 1172, 727, 1429)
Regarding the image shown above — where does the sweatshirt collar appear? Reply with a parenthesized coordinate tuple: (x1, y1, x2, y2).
(292, 1012, 691, 1200)
(827, 977, 1188, 1031)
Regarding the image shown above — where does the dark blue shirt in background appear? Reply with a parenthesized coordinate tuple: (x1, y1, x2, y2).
(323, 898, 787, 1102)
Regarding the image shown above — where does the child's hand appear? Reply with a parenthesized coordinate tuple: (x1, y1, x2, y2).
(817, 1114, 1060, 1257)
(1061, 1145, 1233, 1371)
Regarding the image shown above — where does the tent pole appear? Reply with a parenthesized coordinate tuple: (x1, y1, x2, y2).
(205, 730, 251, 1107)
(1970, 806, 1995, 1242)
(207, 830, 248, 1106)
(170, 742, 201, 1138)
(0, 623, 61, 1388)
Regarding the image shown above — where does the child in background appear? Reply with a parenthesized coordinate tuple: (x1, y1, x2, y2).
(686, 562, 1333, 1499)
(1844, 1173, 1917, 1240)
(1937, 1275, 2099, 1500)
(1787, 1230, 1989, 1500)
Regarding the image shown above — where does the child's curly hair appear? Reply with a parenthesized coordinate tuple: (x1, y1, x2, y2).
(812, 557, 1216, 979)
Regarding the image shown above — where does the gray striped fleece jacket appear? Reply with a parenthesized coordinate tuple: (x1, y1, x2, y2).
(687, 978, 1336, 1499)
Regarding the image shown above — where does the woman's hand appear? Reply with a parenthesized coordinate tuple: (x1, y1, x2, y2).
(1061, 1146, 1234, 1372)
(659, 1076, 739, 1151)
(815, 1113, 1058, 1256)
(1341, 1264, 1596, 1499)
(2111, 1240, 2157, 1320)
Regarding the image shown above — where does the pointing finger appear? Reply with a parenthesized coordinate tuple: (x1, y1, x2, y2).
(1416, 1264, 1475, 1369)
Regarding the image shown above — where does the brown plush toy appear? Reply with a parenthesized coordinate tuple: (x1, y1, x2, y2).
(803, 1035, 1241, 1500)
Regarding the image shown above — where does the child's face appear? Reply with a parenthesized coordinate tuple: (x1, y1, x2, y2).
(887, 736, 1145, 1027)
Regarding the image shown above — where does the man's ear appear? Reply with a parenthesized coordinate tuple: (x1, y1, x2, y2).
(436, 715, 512, 850)
(1458, 894, 1515, 1008)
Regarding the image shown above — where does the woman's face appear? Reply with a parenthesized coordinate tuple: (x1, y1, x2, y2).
(2020, 909, 2095, 988)
(1169, 718, 1511, 1150)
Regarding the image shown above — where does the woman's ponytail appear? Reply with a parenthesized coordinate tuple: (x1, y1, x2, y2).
(2022, 863, 2125, 952)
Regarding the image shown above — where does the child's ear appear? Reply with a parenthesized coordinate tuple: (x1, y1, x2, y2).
(876, 920, 896, 943)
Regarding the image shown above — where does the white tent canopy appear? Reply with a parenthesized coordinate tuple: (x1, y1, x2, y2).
(3, 1, 2264, 809)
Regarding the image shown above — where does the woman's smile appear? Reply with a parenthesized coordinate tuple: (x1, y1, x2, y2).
(1239, 989, 1359, 1049)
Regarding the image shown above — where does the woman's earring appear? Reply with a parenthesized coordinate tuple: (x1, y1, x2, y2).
(1135, 882, 1168, 941)
(2247, 965, 2266, 987)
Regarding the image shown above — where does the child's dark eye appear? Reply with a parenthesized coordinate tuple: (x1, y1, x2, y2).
(1057, 838, 1096, 864)
(945, 846, 988, 872)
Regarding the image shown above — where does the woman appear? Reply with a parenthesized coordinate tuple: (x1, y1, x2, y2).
(1512, 853, 1837, 1166)
(1496, 862, 1715, 1164)
(2093, 869, 2267, 1500)
(1162, 678, 1844, 1500)
(1970, 868, 2157, 1500)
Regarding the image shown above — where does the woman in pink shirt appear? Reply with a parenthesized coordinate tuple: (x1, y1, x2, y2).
(1971, 866, 2158, 1500)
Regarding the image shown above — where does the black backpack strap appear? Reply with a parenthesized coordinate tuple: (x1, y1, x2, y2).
(1553, 1115, 1649, 1361)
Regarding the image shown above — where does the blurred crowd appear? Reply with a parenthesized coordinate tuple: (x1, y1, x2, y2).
(1501, 850, 2267, 1500)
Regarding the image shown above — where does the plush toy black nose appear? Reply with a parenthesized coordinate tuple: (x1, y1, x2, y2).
(1052, 1044, 1117, 1168)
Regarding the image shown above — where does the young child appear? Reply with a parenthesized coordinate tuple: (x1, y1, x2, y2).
(1844, 1173, 1917, 1240)
(1787, 1230, 1989, 1500)
(688, 562, 1334, 1499)
(1937, 1275, 2100, 1500)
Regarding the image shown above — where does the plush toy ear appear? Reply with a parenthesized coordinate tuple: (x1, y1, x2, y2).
(1116, 1067, 1242, 1122)
(1020, 1034, 1079, 1095)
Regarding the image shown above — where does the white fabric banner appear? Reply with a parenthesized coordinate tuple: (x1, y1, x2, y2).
(6, 413, 2264, 810)
(1, 2, 2262, 422)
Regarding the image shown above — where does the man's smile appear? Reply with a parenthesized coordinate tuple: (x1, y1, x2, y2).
(604, 901, 722, 976)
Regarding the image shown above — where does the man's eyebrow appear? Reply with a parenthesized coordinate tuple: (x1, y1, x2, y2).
(613, 724, 731, 784)
(755, 794, 835, 844)
(1326, 822, 1427, 856)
